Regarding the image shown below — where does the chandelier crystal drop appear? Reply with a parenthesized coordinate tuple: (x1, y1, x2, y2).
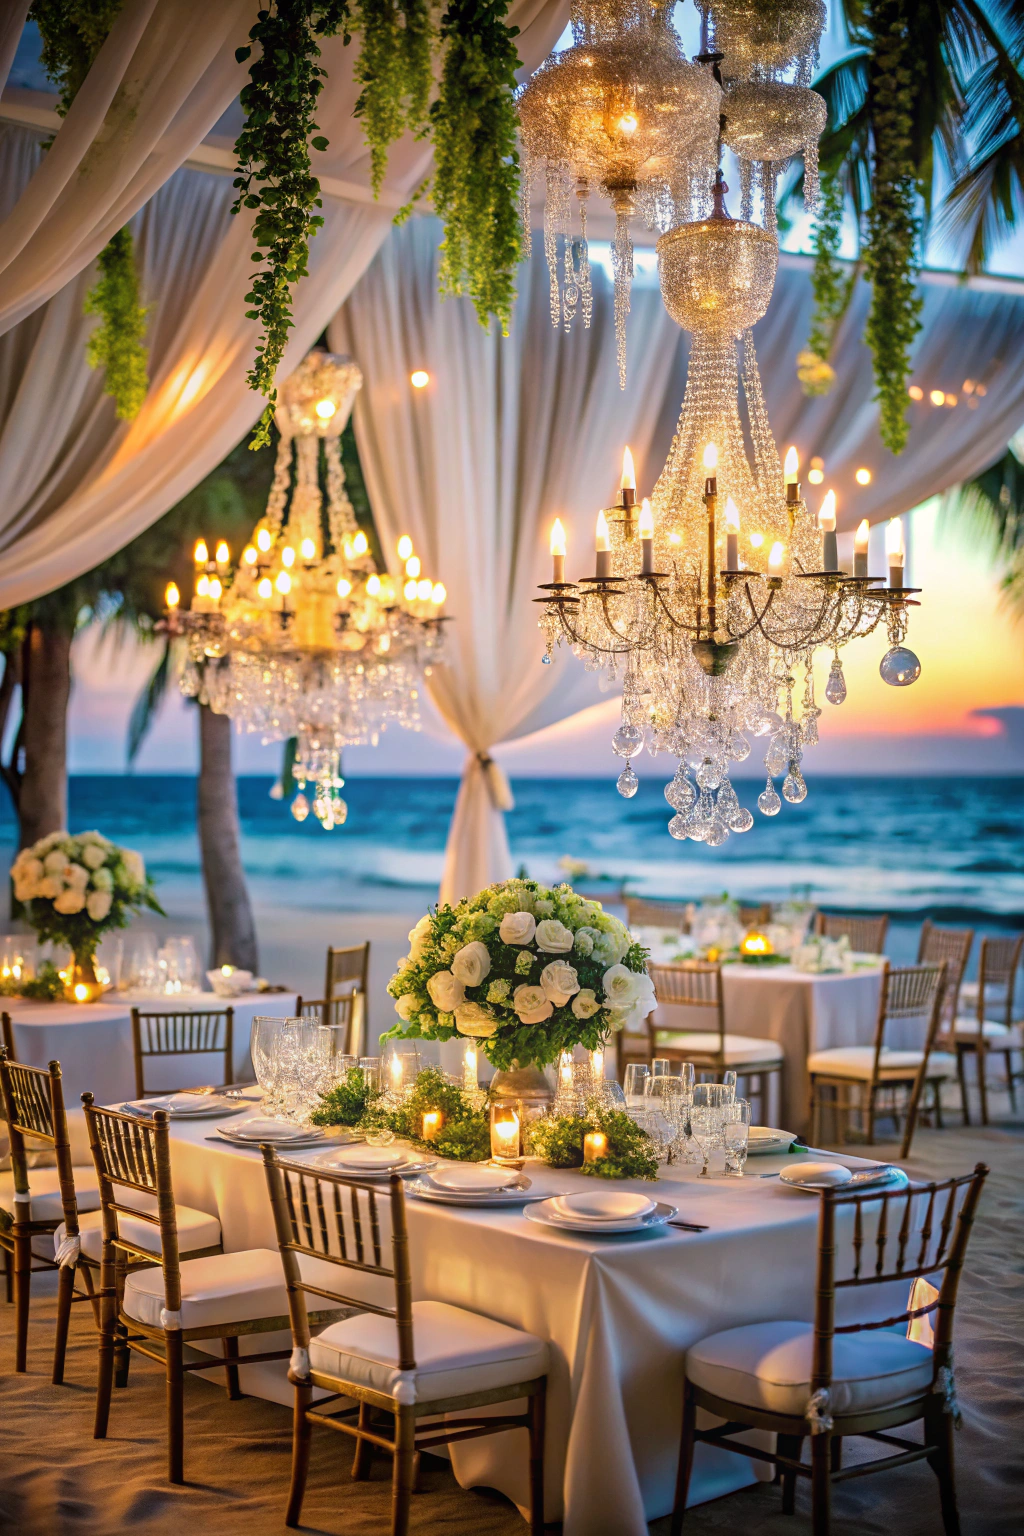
(167, 351, 447, 829)
(517, 0, 721, 388)
(535, 180, 921, 847)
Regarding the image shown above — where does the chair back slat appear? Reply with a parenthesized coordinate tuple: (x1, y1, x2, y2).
(884, 963, 944, 1020)
(295, 993, 362, 1056)
(852, 1200, 863, 1281)
(917, 921, 973, 1024)
(649, 960, 721, 1010)
(0, 1050, 78, 1232)
(815, 910, 889, 953)
(974, 934, 1024, 1029)
(82, 1096, 184, 1302)
(2, 1057, 55, 1142)
(131, 1007, 234, 1098)
(325, 942, 370, 1001)
(624, 897, 691, 932)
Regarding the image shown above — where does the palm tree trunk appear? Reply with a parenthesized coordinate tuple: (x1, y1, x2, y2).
(197, 703, 258, 972)
(18, 622, 72, 848)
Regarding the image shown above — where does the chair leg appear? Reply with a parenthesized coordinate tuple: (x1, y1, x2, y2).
(528, 1382, 546, 1536)
(391, 1405, 416, 1536)
(925, 1398, 961, 1536)
(53, 1262, 76, 1385)
(931, 1078, 944, 1130)
(830, 1436, 842, 1472)
(777, 1432, 803, 1514)
(900, 1076, 926, 1161)
(113, 1252, 130, 1389)
(2, 1240, 12, 1304)
(956, 1048, 971, 1127)
(286, 1384, 313, 1527)
(223, 1334, 242, 1400)
(94, 1293, 117, 1439)
(670, 1379, 697, 1536)
(1003, 1050, 1017, 1112)
(13, 1229, 31, 1372)
(351, 1401, 373, 1480)
(166, 1328, 184, 1484)
(977, 1044, 990, 1126)
(865, 1085, 877, 1146)
(810, 1431, 832, 1536)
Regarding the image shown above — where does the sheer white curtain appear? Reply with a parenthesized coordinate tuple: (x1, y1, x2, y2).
(331, 220, 682, 900)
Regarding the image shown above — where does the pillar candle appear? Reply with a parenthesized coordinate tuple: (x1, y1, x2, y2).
(854, 519, 869, 578)
(583, 1131, 608, 1163)
(595, 509, 611, 580)
(639, 498, 654, 574)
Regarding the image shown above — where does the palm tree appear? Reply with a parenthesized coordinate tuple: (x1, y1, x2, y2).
(939, 443, 1024, 620)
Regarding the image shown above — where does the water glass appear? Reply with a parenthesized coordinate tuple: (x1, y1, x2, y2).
(651, 1058, 673, 1081)
(359, 1056, 382, 1092)
(722, 1098, 751, 1177)
(690, 1084, 725, 1177)
(722, 1071, 737, 1103)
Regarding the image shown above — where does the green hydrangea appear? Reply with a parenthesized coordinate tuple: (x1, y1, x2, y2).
(515, 950, 534, 975)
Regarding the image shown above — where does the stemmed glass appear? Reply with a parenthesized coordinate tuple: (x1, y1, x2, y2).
(689, 1083, 724, 1178)
(722, 1098, 751, 1177)
(251, 1015, 291, 1116)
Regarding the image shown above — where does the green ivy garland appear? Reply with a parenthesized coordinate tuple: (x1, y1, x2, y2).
(311, 1066, 492, 1160)
(530, 1107, 660, 1181)
(863, 0, 924, 454)
(30, 0, 149, 420)
(355, 0, 433, 195)
(798, 175, 851, 397)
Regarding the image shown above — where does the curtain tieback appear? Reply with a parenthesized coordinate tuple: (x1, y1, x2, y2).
(475, 752, 515, 812)
(805, 1388, 833, 1435)
(54, 1232, 81, 1267)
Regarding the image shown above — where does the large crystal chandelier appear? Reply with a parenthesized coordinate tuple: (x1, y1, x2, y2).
(517, 0, 721, 386)
(536, 175, 921, 846)
(167, 351, 447, 830)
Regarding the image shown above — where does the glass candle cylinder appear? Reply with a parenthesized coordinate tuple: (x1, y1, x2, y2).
(422, 1110, 442, 1142)
(490, 1103, 521, 1164)
(583, 1130, 609, 1163)
(462, 1044, 479, 1093)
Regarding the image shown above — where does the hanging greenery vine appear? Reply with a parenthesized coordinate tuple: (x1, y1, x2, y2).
(354, 0, 433, 194)
(862, 0, 924, 455)
(797, 175, 853, 397)
(30, 0, 150, 421)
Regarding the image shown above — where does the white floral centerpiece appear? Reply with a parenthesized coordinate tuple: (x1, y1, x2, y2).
(11, 831, 163, 998)
(385, 879, 655, 1072)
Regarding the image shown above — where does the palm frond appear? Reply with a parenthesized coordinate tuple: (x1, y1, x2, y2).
(939, 53, 1024, 271)
(127, 638, 172, 764)
(939, 446, 1024, 620)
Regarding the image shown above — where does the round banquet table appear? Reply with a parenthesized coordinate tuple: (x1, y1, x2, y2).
(2, 991, 297, 1106)
(155, 1117, 910, 1536)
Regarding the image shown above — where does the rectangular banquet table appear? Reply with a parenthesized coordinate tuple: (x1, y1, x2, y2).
(4, 992, 297, 1105)
(159, 1118, 902, 1536)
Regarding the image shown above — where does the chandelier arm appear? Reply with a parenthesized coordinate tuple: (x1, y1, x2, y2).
(722, 580, 777, 641)
(650, 583, 702, 634)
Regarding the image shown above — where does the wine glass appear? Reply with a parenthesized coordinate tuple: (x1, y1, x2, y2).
(690, 1083, 724, 1177)
(722, 1098, 751, 1177)
(251, 1015, 291, 1115)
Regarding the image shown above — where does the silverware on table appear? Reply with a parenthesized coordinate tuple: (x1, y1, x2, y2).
(667, 1220, 709, 1232)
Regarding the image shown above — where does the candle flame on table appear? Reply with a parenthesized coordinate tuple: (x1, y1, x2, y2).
(638, 498, 654, 538)
(595, 509, 611, 552)
(854, 518, 870, 553)
(886, 516, 905, 559)
(817, 489, 837, 532)
(724, 496, 740, 531)
(784, 446, 799, 481)
(702, 442, 718, 471)
(621, 446, 636, 491)
(768, 541, 785, 571)
(550, 518, 566, 556)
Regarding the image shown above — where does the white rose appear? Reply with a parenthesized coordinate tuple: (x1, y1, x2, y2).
(602, 963, 644, 1007)
(614, 975, 657, 1030)
(539, 959, 580, 1008)
(37, 876, 62, 900)
(122, 849, 145, 888)
(454, 1002, 499, 1038)
(426, 970, 466, 1012)
(54, 888, 86, 915)
(43, 850, 67, 875)
(86, 890, 113, 922)
(512, 984, 553, 1024)
(12, 879, 38, 904)
(451, 940, 491, 988)
(82, 845, 107, 871)
(65, 863, 90, 892)
(18, 856, 43, 885)
(90, 867, 114, 892)
(499, 911, 536, 946)
(534, 919, 574, 954)
(571, 988, 601, 1020)
(395, 994, 418, 1021)
(407, 914, 433, 961)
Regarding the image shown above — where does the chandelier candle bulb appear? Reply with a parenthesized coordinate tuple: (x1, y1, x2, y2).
(397, 535, 413, 561)
(724, 497, 740, 571)
(165, 582, 180, 610)
(639, 499, 654, 573)
(854, 519, 870, 578)
(703, 442, 718, 497)
(621, 446, 637, 508)
(595, 509, 612, 579)
(405, 556, 421, 580)
(818, 490, 838, 571)
(784, 446, 800, 504)
(886, 517, 905, 587)
(583, 1130, 608, 1164)
(256, 527, 272, 554)
(215, 541, 230, 570)
(194, 540, 208, 566)
(768, 541, 785, 575)
(551, 518, 567, 584)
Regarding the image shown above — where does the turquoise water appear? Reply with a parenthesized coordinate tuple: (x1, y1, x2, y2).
(1, 774, 1020, 925)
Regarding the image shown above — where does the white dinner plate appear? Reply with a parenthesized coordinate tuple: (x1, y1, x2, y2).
(548, 1191, 656, 1223)
(317, 1151, 436, 1179)
(217, 1118, 327, 1146)
(427, 1164, 523, 1194)
(407, 1176, 543, 1207)
(746, 1127, 799, 1156)
(121, 1094, 247, 1120)
(780, 1162, 908, 1193)
(526, 1199, 677, 1235)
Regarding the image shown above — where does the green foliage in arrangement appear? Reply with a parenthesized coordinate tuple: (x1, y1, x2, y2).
(310, 1064, 377, 1125)
(798, 176, 857, 398)
(531, 1107, 660, 1181)
(0, 961, 65, 1001)
(355, 0, 433, 194)
(311, 1066, 492, 1160)
(30, 1, 150, 420)
(431, 0, 523, 334)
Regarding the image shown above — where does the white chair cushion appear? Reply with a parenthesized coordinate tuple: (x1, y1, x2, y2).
(952, 1017, 1021, 1045)
(123, 1248, 288, 1331)
(53, 1202, 222, 1264)
(808, 1047, 957, 1081)
(0, 1164, 101, 1221)
(308, 1298, 548, 1404)
(653, 1032, 783, 1066)
(687, 1320, 934, 1419)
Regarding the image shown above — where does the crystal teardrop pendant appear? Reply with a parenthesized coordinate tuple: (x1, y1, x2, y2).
(825, 657, 847, 705)
(758, 778, 781, 816)
(731, 807, 754, 833)
(291, 793, 310, 822)
(879, 646, 921, 686)
(665, 769, 696, 811)
(704, 818, 730, 846)
(612, 723, 645, 757)
(617, 762, 639, 798)
(782, 765, 808, 803)
(668, 812, 689, 840)
(696, 757, 722, 791)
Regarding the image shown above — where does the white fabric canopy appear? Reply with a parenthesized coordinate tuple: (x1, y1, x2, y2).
(330, 219, 683, 901)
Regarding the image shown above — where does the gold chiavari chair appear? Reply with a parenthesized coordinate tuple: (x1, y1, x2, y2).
(648, 961, 783, 1120)
(83, 1096, 322, 1483)
(738, 902, 772, 930)
(624, 896, 692, 932)
(918, 921, 974, 1032)
(1, 1010, 15, 1057)
(325, 942, 370, 1000)
(671, 1163, 989, 1536)
(814, 910, 890, 954)
(296, 992, 364, 1058)
(262, 1148, 548, 1535)
(131, 1006, 234, 1098)
(0, 1048, 102, 1377)
(947, 933, 1024, 1126)
(808, 962, 952, 1159)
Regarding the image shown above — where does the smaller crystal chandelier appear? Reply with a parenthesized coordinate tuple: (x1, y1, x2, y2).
(166, 351, 447, 830)
(517, 0, 721, 387)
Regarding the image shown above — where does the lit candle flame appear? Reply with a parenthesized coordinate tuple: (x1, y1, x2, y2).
(300, 537, 316, 560)
(397, 535, 413, 561)
(315, 397, 336, 420)
(621, 446, 636, 491)
(281, 546, 296, 568)
(336, 578, 352, 598)
(215, 540, 229, 565)
(404, 578, 418, 601)
(724, 496, 740, 532)
(352, 531, 368, 557)
(194, 539, 208, 565)
(431, 582, 446, 605)
(257, 576, 272, 599)
(595, 508, 611, 552)
(702, 443, 718, 471)
(886, 516, 904, 559)
(550, 517, 566, 557)
(405, 555, 421, 579)
(196, 573, 210, 597)
(854, 518, 870, 553)
(165, 582, 180, 609)
(784, 446, 799, 482)
(208, 577, 222, 601)
(817, 490, 837, 532)
(616, 112, 638, 135)
(243, 546, 257, 565)
(366, 574, 382, 596)
(256, 527, 272, 553)
(638, 498, 654, 539)
(416, 578, 432, 601)
(768, 541, 785, 571)
(275, 571, 291, 595)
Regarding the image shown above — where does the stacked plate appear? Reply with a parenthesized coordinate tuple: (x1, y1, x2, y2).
(215, 1117, 328, 1149)
(779, 1160, 908, 1193)
(747, 1127, 798, 1156)
(315, 1145, 435, 1179)
(120, 1092, 246, 1120)
(408, 1163, 543, 1206)
(526, 1190, 677, 1235)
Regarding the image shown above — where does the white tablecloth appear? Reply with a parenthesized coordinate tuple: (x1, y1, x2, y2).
(4, 992, 297, 1106)
(161, 1118, 896, 1535)
(648, 952, 885, 1133)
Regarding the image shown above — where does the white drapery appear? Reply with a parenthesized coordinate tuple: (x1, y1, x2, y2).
(0, 0, 569, 608)
(330, 219, 683, 900)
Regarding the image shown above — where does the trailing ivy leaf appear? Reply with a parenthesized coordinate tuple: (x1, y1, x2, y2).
(798, 174, 860, 397)
(354, 0, 433, 195)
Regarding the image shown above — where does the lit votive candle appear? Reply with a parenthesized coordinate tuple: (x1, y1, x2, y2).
(390, 1055, 404, 1097)
(591, 1047, 605, 1083)
(422, 1110, 442, 1141)
(583, 1131, 608, 1164)
(463, 1044, 479, 1093)
(490, 1106, 521, 1164)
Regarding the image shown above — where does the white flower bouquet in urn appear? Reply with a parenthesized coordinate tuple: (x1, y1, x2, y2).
(10, 831, 163, 1000)
(385, 878, 655, 1073)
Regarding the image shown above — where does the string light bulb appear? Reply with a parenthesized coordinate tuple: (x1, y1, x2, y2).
(315, 397, 336, 419)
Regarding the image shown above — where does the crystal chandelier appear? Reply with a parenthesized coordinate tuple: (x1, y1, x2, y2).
(535, 176, 921, 846)
(166, 351, 447, 830)
(517, 0, 721, 387)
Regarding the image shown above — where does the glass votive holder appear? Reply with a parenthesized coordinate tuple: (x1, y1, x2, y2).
(490, 1103, 522, 1165)
(421, 1109, 443, 1142)
(358, 1056, 381, 1092)
(583, 1130, 609, 1163)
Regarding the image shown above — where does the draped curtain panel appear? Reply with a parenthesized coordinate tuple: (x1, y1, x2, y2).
(0, 0, 569, 609)
(330, 219, 683, 901)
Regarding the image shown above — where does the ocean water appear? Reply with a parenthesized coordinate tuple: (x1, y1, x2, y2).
(0, 774, 1020, 926)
